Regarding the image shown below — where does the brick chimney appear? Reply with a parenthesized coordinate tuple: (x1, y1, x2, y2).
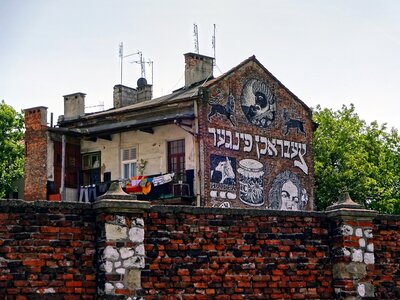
(136, 77, 152, 103)
(113, 85, 138, 108)
(63, 92, 85, 120)
(24, 106, 48, 201)
(184, 53, 214, 87)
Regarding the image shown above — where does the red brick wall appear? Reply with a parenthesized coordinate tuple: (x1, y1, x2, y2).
(24, 107, 48, 201)
(373, 215, 400, 299)
(0, 200, 96, 299)
(0, 199, 399, 299)
(143, 206, 333, 299)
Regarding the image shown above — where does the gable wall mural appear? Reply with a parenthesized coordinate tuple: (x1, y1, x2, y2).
(199, 61, 314, 211)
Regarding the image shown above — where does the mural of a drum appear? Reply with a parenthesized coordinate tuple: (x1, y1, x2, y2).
(237, 159, 265, 206)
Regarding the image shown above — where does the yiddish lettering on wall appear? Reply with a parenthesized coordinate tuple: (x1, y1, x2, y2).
(207, 127, 308, 175)
(202, 57, 314, 211)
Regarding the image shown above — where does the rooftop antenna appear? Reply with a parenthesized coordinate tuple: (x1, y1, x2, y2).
(118, 42, 143, 85)
(85, 101, 105, 112)
(212, 24, 216, 66)
(131, 55, 154, 85)
(132, 52, 145, 78)
(119, 42, 123, 84)
(193, 23, 199, 54)
(146, 59, 154, 85)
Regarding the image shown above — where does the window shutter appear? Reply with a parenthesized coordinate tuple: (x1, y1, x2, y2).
(122, 148, 136, 161)
(130, 148, 137, 160)
(122, 149, 129, 161)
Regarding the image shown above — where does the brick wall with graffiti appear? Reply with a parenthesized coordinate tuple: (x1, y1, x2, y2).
(199, 57, 314, 210)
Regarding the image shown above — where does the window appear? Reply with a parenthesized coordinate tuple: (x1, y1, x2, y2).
(81, 152, 101, 185)
(168, 139, 185, 182)
(82, 152, 100, 170)
(121, 148, 137, 179)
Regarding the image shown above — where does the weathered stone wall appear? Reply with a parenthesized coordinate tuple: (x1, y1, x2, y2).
(94, 199, 148, 299)
(327, 206, 377, 299)
(0, 200, 96, 299)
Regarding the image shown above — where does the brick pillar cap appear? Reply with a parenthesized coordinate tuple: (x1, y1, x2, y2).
(94, 182, 150, 213)
(326, 192, 377, 218)
(326, 192, 364, 211)
(96, 181, 137, 201)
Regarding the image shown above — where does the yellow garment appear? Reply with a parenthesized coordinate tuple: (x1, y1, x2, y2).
(142, 182, 152, 195)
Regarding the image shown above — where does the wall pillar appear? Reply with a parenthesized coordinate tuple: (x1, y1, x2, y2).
(327, 192, 378, 299)
(93, 183, 150, 299)
(24, 106, 48, 200)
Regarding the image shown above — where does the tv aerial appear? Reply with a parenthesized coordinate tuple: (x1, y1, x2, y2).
(119, 42, 153, 86)
(193, 23, 199, 54)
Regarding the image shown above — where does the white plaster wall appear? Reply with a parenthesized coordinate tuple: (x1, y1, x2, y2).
(81, 134, 120, 181)
(81, 124, 195, 181)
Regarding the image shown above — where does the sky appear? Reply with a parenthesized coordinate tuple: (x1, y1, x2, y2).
(1, 0, 400, 129)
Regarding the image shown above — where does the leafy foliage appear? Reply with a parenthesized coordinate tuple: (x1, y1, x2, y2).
(313, 104, 400, 214)
(0, 101, 24, 198)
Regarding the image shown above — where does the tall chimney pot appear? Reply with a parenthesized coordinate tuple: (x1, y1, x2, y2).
(184, 53, 214, 87)
(63, 92, 86, 120)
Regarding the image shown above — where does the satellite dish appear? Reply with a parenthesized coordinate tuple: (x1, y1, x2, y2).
(137, 77, 147, 87)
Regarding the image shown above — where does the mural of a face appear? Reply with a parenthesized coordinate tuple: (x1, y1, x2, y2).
(268, 171, 308, 211)
(241, 79, 276, 128)
(281, 180, 299, 210)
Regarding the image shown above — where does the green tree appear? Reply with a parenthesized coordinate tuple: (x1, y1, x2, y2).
(0, 101, 24, 198)
(313, 104, 400, 214)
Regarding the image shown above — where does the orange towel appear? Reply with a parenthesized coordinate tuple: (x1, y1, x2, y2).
(142, 182, 152, 195)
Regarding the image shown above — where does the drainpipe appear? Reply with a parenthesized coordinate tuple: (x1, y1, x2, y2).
(119, 133, 122, 180)
(60, 134, 66, 200)
(193, 100, 201, 207)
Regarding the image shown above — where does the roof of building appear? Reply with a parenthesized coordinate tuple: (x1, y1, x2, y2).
(55, 55, 312, 137)
(66, 82, 202, 123)
(203, 55, 312, 115)
(53, 85, 198, 138)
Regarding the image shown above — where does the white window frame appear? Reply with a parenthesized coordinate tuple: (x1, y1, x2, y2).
(121, 147, 137, 179)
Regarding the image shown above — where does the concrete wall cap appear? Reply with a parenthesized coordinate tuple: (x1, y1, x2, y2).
(326, 208, 378, 219)
(149, 205, 327, 218)
(93, 199, 150, 213)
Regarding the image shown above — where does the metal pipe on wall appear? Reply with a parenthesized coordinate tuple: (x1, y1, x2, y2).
(60, 134, 66, 200)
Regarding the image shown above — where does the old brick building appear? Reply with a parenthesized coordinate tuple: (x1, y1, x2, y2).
(24, 53, 315, 211)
